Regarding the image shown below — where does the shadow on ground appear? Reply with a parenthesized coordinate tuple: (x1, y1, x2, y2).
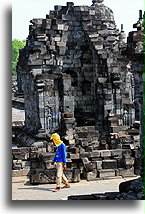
(18, 187, 54, 192)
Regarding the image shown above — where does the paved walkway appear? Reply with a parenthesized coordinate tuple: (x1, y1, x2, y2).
(12, 176, 137, 200)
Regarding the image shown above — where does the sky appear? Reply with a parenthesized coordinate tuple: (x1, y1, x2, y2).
(12, 0, 144, 40)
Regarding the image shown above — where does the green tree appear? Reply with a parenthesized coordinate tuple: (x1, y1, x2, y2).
(12, 39, 26, 76)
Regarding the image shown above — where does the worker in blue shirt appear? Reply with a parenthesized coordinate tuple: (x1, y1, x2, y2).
(50, 133, 70, 192)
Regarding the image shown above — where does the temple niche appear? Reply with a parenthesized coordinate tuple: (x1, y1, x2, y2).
(14, 0, 144, 185)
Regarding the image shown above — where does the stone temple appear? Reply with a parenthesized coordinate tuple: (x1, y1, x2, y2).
(13, 0, 144, 189)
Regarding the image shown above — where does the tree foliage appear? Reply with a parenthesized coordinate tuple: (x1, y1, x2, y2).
(12, 39, 26, 75)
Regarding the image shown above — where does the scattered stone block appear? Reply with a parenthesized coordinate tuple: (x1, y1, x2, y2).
(102, 160, 117, 169)
(118, 168, 135, 177)
(88, 151, 100, 158)
(12, 169, 30, 177)
(96, 161, 102, 170)
(100, 150, 111, 157)
(98, 169, 115, 178)
(83, 170, 97, 181)
(111, 149, 123, 157)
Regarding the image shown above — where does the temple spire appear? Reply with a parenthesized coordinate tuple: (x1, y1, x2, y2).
(92, 0, 104, 4)
(139, 10, 143, 20)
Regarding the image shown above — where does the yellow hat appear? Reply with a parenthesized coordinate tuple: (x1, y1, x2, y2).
(50, 133, 63, 147)
(50, 133, 61, 141)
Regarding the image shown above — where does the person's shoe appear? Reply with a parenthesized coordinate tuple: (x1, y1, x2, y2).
(52, 187, 60, 192)
(62, 184, 70, 189)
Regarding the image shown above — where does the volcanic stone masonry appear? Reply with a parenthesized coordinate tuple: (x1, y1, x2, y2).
(13, 0, 144, 184)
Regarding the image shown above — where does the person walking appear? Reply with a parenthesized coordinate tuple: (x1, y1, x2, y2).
(50, 133, 70, 192)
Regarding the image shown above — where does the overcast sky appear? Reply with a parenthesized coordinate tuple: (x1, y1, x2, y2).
(12, 0, 144, 40)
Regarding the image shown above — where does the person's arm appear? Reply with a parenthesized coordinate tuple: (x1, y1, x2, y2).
(61, 144, 67, 166)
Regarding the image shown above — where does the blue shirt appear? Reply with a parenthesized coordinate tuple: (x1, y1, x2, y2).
(53, 143, 67, 164)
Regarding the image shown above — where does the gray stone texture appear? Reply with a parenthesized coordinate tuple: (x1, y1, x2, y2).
(14, 2, 144, 184)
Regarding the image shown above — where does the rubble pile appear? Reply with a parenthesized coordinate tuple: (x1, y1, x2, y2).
(12, 147, 33, 177)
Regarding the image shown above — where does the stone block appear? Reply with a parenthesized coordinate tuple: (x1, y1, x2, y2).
(104, 104, 113, 111)
(86, 146, 93, 152)
(122, 157, 135, 169)
(68, 139, 76, 144)
(12, 163, 22, 170)
(63, 118, 76, 124)
(46, 143, 54, 153)
(111, 126, 123, 133)
(100, 150, 111, 157)
(122, 144, 135, 149)
(13, 152, 29, 160)
(94, 45, 103, 50)
(54, 5, 62, 11)
(63, 112, 74, 118)
(45, 19, 52, 29)
(44, 161, 55, 169)
(68, 194, 96, 200)
(111, 149, 123, 157)
(88, 130, 99, 137)
(84, 162, 94, 172)
(98, 169, 115, 178)
(28, 59, 43, 66)
(132, 149, 140, 158)
(72, 168, 80, 182)
(80, 140, 89, 147)
(119, 135, 132, 144)
(83, 170, 97, 181)
(134, 162, 141, 175)
(39, 152, 55, 161)
(22, 161, 31, 168)
(102, 160, 117, 169)
(12, 169, 30, 177)
(82, 157, 89, 165)
(122, 149, 132, 158)
(76, 131, 88, 138)
(87, 151, 100, 158)
(89, 10, 95, 15)
(31, 160, 40, 169)
(80, 152, 89, 158)
(65, 134, 74, 140)
(96, 161, 102, 170)
(118, 168, 135, 177)
(69, 153, 80, 160)
(33, 168, 55, 183)
(30, 152, 38, 160)
(63, 169, 73, 182)
(115, 169, 119, 176)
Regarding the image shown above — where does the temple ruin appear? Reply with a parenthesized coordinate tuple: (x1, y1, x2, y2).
(12, 0, 144, 191)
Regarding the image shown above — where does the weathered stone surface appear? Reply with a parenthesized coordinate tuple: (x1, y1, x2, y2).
(111, 149, 123, 157)
(96, 161, 102, 170)
(12, 169, 30, 177)
(88, 151, 100, 158)
(118, 168, 135, 177)
(83, 170, 97, 181)
(98, 169, 115, 178)
(102, 160, 117, 169)
(100, 150, 111, 157)
(30, 169, 56, 184)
